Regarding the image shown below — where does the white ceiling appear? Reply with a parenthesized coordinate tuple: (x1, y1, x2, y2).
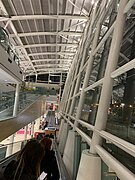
(0, 0, 93, 76)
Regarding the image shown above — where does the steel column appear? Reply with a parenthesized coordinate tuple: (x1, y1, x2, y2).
(90, 0, 128, 153)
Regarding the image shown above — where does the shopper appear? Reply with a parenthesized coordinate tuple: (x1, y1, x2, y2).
(40, 138, 60, 180)
(4, 139, 44, 180)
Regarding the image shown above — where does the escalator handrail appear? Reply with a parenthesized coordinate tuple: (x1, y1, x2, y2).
(0, 138, 31, 149)
(53, 140, 71, 180)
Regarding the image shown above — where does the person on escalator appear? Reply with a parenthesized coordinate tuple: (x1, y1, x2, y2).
(3, 139, 44, 180)
(40, 138, 60, 180)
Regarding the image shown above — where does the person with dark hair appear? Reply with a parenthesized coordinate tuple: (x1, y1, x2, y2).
(40, 138, 60, 180)
(4, 139, 44, 180)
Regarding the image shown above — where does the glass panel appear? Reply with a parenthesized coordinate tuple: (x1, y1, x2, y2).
(117, 11, 135, 69)
(103, 140, 135, 174)
(0, 140, 26, 160)
(17, 89, 42, 114)
(89, 43, 109, 85)
(78, 123, 93, 138)
(77, 69, 86, 94)
(72, 96, 80, 117)
(0, 86, 42, 120)
(98, 1, 117, 44)
(0, 26, 9, 51)
(80, 86, 102, 125)
(106, 71, 135, 144)
(101, 160, 119, 180)
(0, 91, 15, 119)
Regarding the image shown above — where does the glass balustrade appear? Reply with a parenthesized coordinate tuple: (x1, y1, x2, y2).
(0, 89, 42, 120)
(0, 139, 28, 160)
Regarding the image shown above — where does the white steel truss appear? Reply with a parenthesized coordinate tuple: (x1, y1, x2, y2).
(33, 64, 70, 68)
(0, 15, 88, 22)
(10, 31, 82, 38)
(21, 59, 72, 63)
(27, 52, 75, 56)
(16, 43, 78, 49)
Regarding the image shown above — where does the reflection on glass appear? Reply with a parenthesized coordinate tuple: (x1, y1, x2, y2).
(101, 160, 119, 180)
(0, 87, 43, 120)
(106, 71, 135, 144)
(98, 1, 117, 44)
(78, 123, 93, 138)
(77, 70, 86, 94)
(80, 87, 102, 125)
(103, 140, 135, 174)
(72, 96, 80, 117)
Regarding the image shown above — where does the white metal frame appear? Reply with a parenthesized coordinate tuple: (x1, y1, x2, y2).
(59, 1, 135, 180)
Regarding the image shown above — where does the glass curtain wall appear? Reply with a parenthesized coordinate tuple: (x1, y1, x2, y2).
(60, 0, 135, 179)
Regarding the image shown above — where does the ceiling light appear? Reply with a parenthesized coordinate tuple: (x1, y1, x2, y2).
(91, 0, 94, 5)
(121, 103, 125, 107)
(82, 23, 85, 27)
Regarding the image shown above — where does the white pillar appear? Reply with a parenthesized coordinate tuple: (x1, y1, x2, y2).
(59, 73, 62, 103)
(58, 122, 70, 155)
(57, 119, 65, 142)
(5, 134, 15, 157)
(76, 150, 101, 180)
(63, 130, 76, 179)
(90, 0, 128, 154)
(31, 121, 35, 138)
(35, 73, 38, 82)
(13, 83, 20, 117)
(34, 117, 41, 131)
(74, 23, 101, 128)
(22, 74, 25, 81)
(24, 125, 28, 141)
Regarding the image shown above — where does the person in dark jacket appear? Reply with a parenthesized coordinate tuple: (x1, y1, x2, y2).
(3, 139, 44, 180)
(40, 138, 60, 180)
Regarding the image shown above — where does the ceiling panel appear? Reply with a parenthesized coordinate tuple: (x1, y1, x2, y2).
(0, 0, 88, 75)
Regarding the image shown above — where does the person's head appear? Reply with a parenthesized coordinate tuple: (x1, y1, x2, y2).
(16, 139, 44, 179)
(40, 137, 52, 151)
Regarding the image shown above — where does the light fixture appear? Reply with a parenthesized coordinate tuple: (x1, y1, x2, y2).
(91, 0, 94, 5)
(82, 23, 85, 27)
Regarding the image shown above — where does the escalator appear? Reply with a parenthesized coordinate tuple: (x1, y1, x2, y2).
(0, 138, 70, 180)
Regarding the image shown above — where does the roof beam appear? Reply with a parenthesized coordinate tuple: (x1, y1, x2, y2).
(21, 59, 73, 63)
(9, 15, 88, 21)
(16, 43, 78, 48)
(28, 52, 75, 56)
(32, 59, 72, 62)
(34, 64, 70, 68)
(27, 68, 69, 72)
(26, 71, 68, 75)
(10, 31, 82, 38)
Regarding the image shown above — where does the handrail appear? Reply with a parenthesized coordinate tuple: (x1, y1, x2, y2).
(0, 152, 18, 165)
(60, 112, 135, 159)
(53, 140, 71, 180)
(0, 138, 31, 148)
